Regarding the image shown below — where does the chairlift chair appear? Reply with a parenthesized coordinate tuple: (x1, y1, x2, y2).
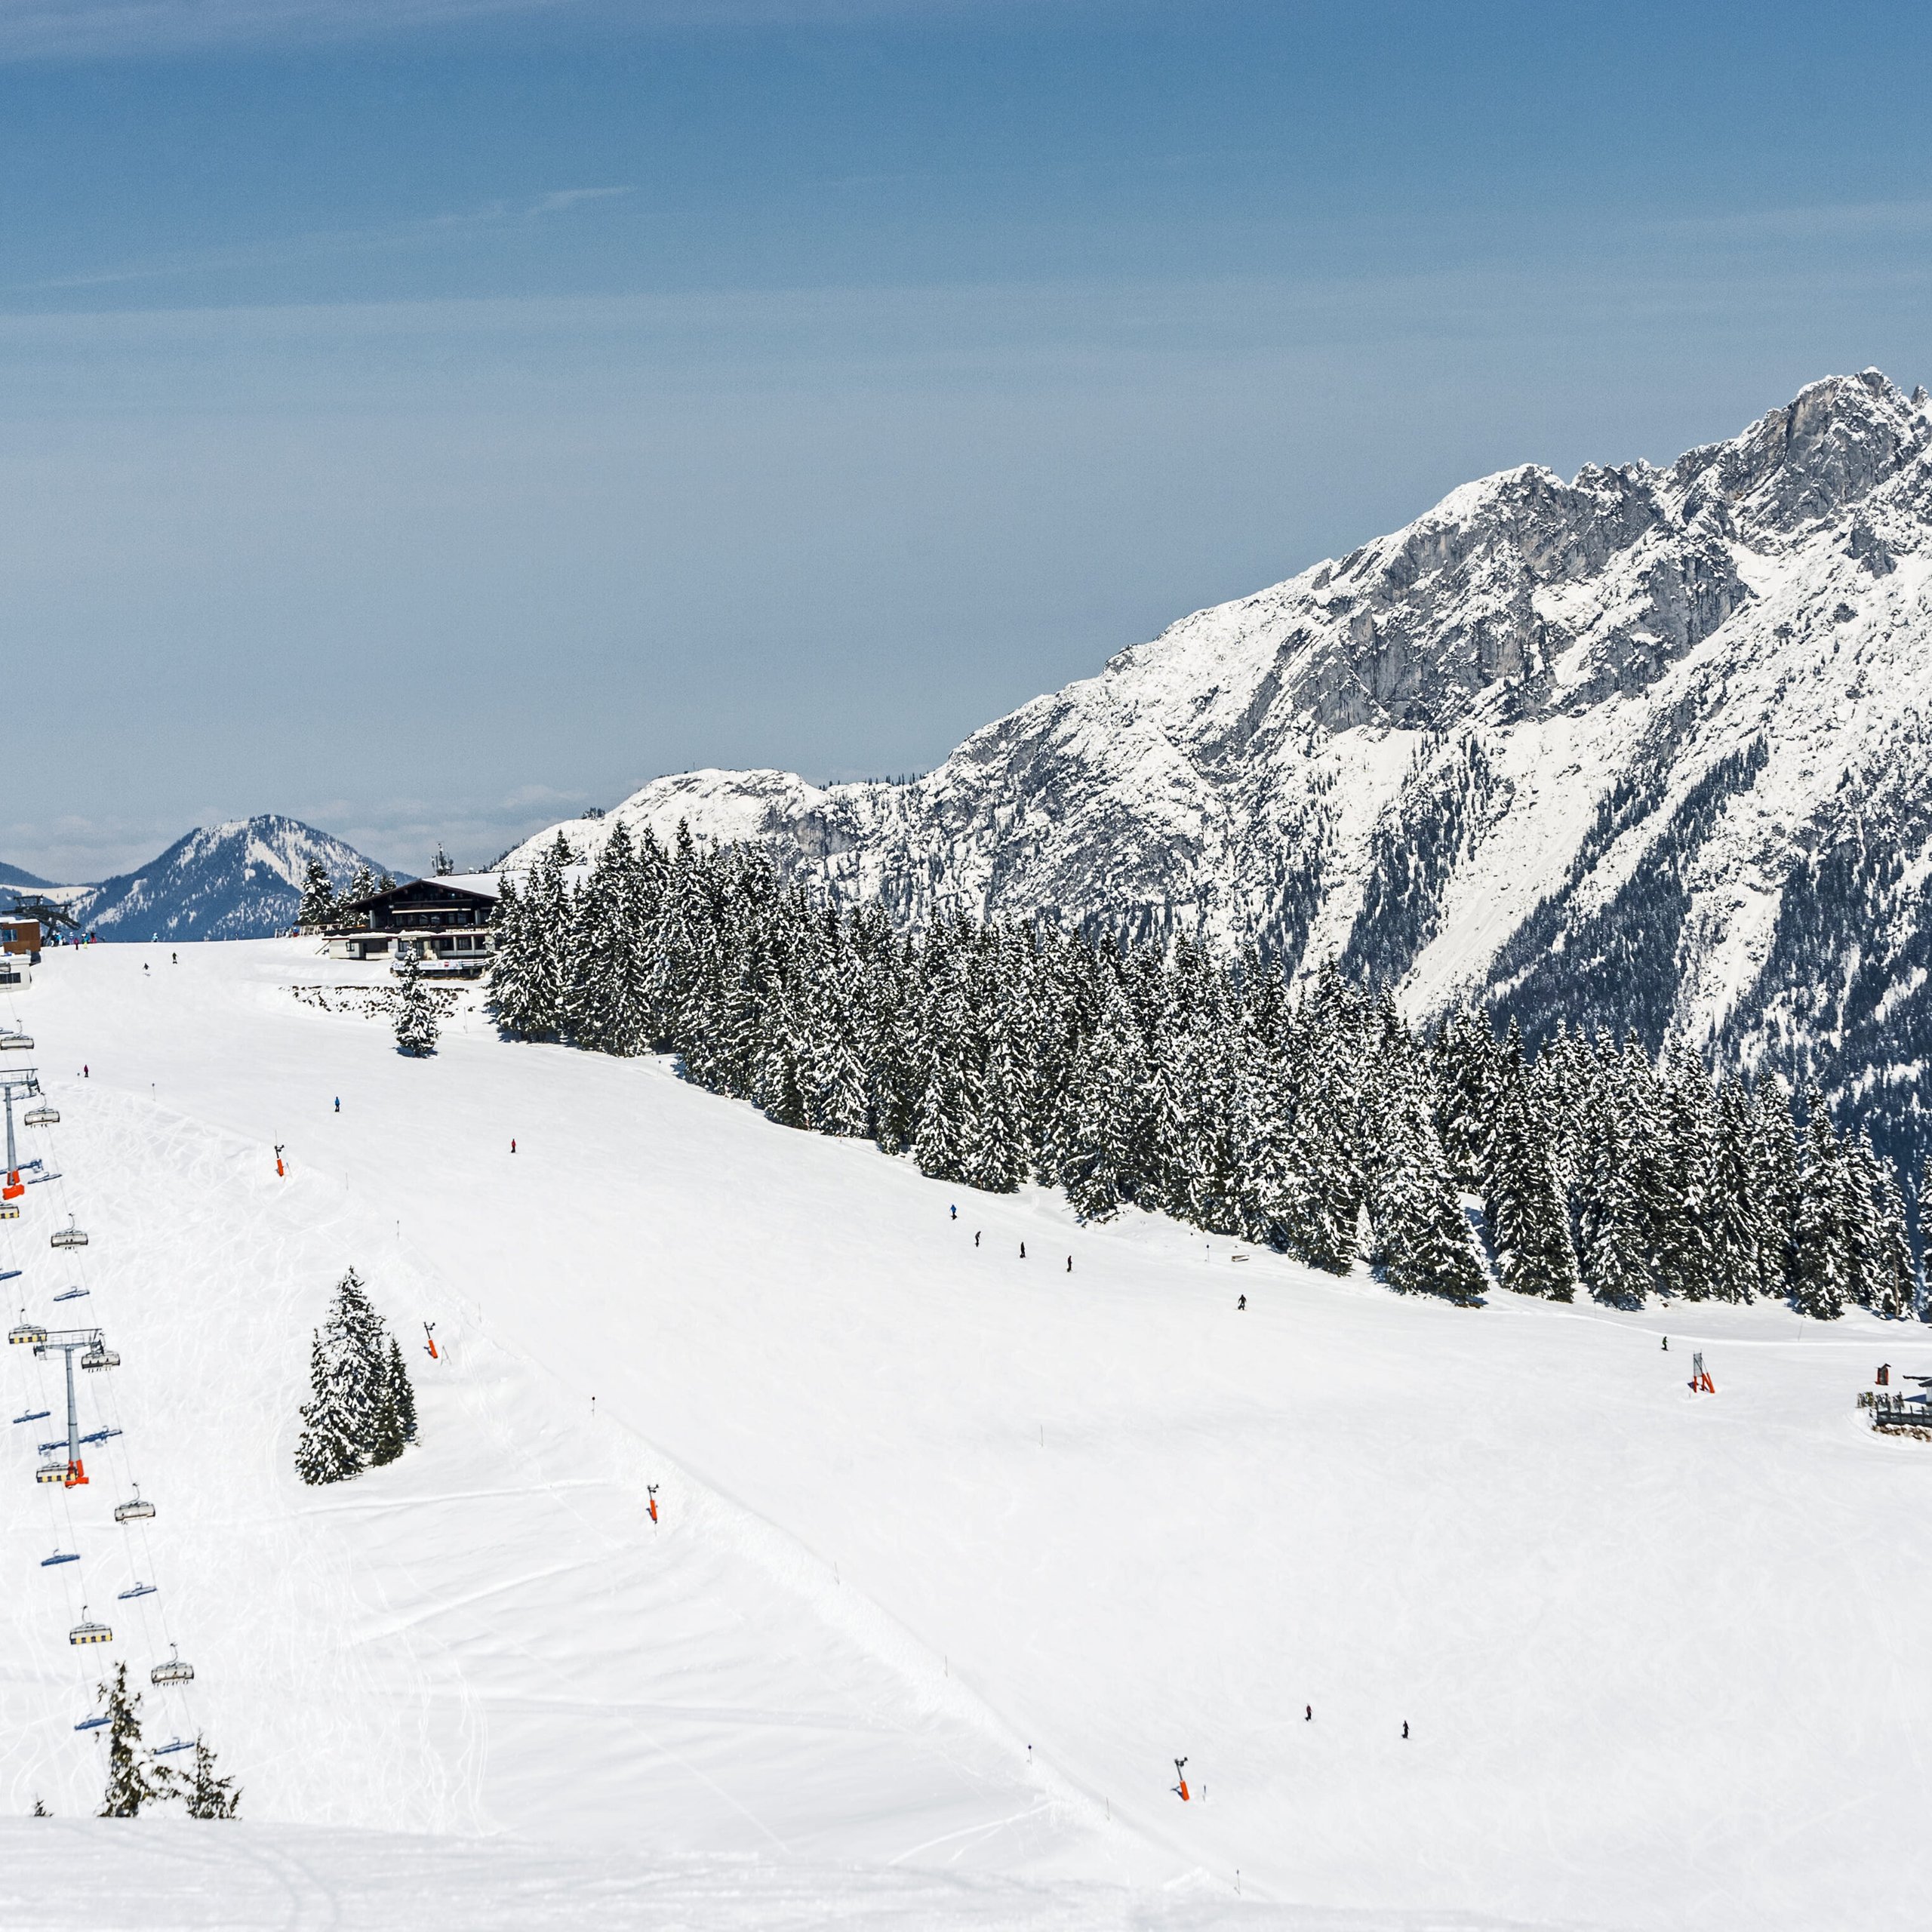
(0, 1032, 32, 1050)
(117, 1582, 155, 1601)
(53, 1287, 88, 1302)
(50, 1218, 88, 1249)
(24, 1103, 57, 1126)
(150, 1736, 193, 1755)
(35, 1460, 72, 1484)
(151, 1644, 194, 1687)
(80, 1343, 119, 1371)
(78, 1426, 121, 1445)
(13, 1407, 50, 1423)
(41, 1549, 78, 1566)
(0, 1200, 17, 1220)
(68, 1614, 112, 1646)
(115, 1488, 155, 1523)
(8, 1318, 47, 1346)
(74, 1713, 109, 1731)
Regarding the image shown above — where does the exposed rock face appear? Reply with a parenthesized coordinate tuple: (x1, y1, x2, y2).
(515, 371, 1932, 1164)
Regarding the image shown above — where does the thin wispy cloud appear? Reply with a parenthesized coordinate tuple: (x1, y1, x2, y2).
(9, 186, 635, 295)
(0, 0, 1024, 61)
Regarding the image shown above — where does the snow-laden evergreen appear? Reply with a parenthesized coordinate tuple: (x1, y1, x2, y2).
(294, 1268, 419, 1484)
(487, 829, 1921, 1318)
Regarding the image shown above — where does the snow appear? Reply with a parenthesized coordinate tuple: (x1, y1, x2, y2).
(5, 940, 1932, 1928)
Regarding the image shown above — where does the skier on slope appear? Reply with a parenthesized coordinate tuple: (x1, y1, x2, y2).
(1237, 1294, 1246, 1311)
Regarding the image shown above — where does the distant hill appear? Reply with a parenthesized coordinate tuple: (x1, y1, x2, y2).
(0, 860, 54, 890)
(63, 816, 397, 943)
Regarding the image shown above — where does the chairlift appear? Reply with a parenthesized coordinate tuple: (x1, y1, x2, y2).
(150, 1736, 193, 1756)
(74, 1713, 109, 1731)
(24, 1104, 58, 1126)
(0, 1032, 32, 1050)
(78, 1426, 122, 1445)
(13, 1407, 50, 1423)
(41, 1549, 78, 1567)
(80, 1343, 120, 1371)
(151, 1644, 194, 1687)
(0, 1201, 17, 1220)
(68, 1613, 112, 1645)
(117, 1581, 155, 1601)
(8, 1317, 47, 1346)
(50, 1218, 88, 1249)
(35, 1460, 73, 1484)
(115, 1488, 155, 1523)
(0, 1267, 17, 1283)
(53, 1287, 88, 1303)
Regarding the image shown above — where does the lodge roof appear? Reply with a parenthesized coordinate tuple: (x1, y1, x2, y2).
(331, 875, 500, 923)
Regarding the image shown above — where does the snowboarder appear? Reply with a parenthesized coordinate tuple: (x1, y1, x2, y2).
(950, 1204, 957, 1220)
(1305, 1705, 1312, 1721)
(1401, 1721, 1409, 1740)
(1662, 1336, 1668, 1351)
(1237, 1294, 1246, 1311)
(83, 1066, 88, 1078)
(648, 1484, 659, 1525)
(974, 1231, 980, 1247)
(334, 1097, 340, 1113)
(1020, 1241, 1026, 1260)
(1173, 1756, 1189, 1801)
(171, 954, 177, 965)
(510, 1139, 517, 1154)
(1066, 1256, 1072, 1272)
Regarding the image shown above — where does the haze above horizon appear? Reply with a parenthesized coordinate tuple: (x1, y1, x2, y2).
(4, 0, 1928, 880)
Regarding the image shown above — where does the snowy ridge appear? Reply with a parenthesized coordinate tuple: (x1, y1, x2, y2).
(60, 816, 393, 943)
(509, 371, 1932, 1162)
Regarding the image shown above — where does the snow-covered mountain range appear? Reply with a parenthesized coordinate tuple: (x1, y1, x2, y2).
(511, 371, 1932, 1168)
(10, 816, 393, 943)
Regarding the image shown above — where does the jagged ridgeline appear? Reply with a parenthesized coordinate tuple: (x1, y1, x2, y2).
(504, 371, 1932, 1183)
(489, 828, 1919, 1320)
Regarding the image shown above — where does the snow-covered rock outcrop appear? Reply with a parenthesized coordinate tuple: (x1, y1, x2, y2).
(513, 371, 1932, 1161)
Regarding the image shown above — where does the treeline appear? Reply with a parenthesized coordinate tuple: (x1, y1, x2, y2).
(294, 1269, 420, 1484)
(487, 827, 1923, 1321)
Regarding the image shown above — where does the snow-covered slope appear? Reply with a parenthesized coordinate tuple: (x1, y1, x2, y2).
(512, 371, 1932, 1162)
(62, 816, 392, 943)
(5, 940, 1931, 1929)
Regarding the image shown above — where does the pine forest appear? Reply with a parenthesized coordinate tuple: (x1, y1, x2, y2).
(486, 826, 1924, 1321)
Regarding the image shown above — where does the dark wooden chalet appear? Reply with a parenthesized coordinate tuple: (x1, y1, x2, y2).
(325, 876, 499, 974)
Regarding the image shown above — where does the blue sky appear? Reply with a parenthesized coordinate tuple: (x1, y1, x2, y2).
(3, 0, 1930, 878)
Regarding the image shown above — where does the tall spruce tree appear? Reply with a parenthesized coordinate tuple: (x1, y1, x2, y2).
(96, 1665, 167, 1817)
(392, 945, 441, 1057)
(297, 860, 338, 932)
(1792, 1091, 1850, 1319)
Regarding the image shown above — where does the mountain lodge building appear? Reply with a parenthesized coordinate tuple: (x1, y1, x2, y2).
(324, 876, 499, 975)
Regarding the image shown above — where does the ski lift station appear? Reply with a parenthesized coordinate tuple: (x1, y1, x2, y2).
(323, 875, 498, 977)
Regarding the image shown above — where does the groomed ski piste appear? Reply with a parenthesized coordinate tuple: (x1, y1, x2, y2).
(2, 941, 1929, 1931)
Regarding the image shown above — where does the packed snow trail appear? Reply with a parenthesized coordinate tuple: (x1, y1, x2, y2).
(6, 940, 1932, 1930)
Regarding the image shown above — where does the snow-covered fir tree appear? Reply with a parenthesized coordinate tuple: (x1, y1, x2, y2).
(95, 1664, 165, 1817)
(478, 822, 1923, 1319)
(296, 860, 338, 932)
(392, 944, 441, 1057)
(294, 1269, 416, 1483)
(182, 1735, 241, 1819)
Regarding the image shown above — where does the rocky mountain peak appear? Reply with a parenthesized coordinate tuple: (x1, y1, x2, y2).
(509, 370, 1932, 1168)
